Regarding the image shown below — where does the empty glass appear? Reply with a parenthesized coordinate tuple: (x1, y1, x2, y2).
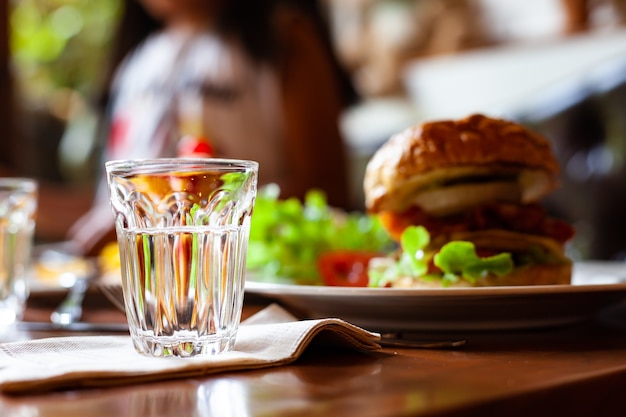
(0, 178, 38, 326)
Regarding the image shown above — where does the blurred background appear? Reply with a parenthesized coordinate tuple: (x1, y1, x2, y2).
(1, 0, 626, 261)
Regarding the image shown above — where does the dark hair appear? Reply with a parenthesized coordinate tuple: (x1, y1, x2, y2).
(97, 0, 357, 109)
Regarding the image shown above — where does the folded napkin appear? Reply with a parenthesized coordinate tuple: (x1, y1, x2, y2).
(0, 304, 380, 394)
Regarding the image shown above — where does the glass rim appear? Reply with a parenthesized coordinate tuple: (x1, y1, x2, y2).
(105, 158, 259, 174)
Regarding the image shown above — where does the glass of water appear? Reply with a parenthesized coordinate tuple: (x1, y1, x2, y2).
(0, 178, 37, 326)
(106, 158, 258, 357)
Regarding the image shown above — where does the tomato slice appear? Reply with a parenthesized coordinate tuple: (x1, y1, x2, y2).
(317, 251, 380, 287)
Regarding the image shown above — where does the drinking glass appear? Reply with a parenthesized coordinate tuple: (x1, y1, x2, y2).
(0, 178, 38, 326)
(106, 158, 258, 357)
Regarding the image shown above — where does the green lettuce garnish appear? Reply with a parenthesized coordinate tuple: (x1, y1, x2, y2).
(368, 226, 514, 287)
(247, 184, 394, 285)
(435, 241, 514, 285)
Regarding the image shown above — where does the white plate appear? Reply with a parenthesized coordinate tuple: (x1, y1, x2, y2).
(245, 261, 626, 332)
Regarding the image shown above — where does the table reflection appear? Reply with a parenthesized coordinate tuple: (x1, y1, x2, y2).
(196, 379, 249, 417)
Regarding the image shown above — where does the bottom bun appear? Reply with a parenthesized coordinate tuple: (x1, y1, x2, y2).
(391, 262, 572, 289)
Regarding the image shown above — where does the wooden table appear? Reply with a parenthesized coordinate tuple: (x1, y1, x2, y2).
(2, 290, 626, 417)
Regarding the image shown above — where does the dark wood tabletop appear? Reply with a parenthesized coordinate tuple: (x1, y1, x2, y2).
(2, 289, 626, 417)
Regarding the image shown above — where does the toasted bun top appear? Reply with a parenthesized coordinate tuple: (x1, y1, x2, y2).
(364, 114, 560, 213)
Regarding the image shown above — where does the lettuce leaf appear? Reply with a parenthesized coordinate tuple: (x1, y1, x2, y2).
(434, 241, 513, 284)
(368, 226, 513, 287)
(247, 184, 394, 284)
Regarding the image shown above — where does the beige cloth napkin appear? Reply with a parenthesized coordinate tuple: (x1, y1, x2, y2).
(0, 304, 380, 394)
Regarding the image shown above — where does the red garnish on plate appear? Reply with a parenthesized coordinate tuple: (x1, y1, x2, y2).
(317, 251, 380, 287)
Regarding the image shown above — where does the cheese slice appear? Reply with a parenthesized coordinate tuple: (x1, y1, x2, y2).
(413, 181, 522, 216)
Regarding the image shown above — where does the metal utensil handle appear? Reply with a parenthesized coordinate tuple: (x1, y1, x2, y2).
(50, 278, 89, 326)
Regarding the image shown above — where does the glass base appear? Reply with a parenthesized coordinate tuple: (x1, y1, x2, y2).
(0, 302, 24, 326)
(130, 331, 237, 357)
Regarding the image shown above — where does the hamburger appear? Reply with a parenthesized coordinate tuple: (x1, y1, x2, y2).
(363, 114, 574, 288)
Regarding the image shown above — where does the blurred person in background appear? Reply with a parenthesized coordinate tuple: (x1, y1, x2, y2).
(67, 0, 358, 256)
